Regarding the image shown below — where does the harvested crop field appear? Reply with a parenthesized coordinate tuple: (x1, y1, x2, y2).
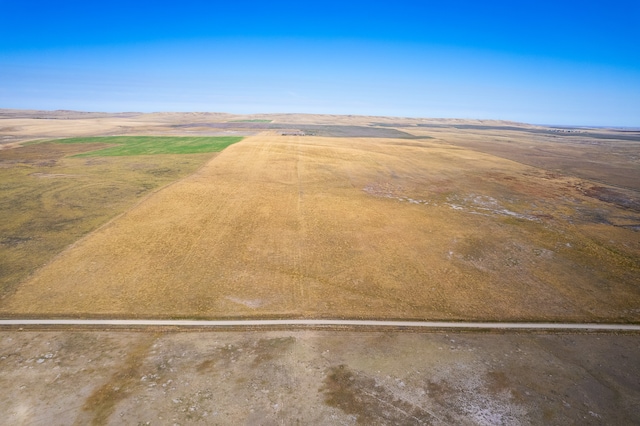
(2, 129, 639, 321)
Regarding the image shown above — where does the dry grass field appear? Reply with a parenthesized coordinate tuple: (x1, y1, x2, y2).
(1, 113, 638, 322)
(0, 135, 238, 299)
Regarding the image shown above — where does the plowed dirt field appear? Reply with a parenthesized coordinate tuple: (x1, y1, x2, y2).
(2, 131, 639, 321)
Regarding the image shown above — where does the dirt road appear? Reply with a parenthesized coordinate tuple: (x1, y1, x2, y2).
(1, 319, 639, 331)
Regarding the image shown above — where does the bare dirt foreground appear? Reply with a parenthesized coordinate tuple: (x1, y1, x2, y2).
(0, 330, 638, 425)
(2, 130, 639, 321)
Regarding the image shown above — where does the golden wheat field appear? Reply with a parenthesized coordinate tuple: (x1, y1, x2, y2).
(1, 113, 638, 321)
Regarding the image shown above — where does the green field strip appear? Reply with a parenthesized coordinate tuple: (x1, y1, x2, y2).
(49, 136, 244, 156)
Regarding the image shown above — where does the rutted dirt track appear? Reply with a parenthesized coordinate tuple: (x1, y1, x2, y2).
(3, 131, 639, 321)
(2, 319, 640, 331)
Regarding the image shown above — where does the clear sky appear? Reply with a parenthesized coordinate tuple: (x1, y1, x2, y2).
(1, 0, 639, 126)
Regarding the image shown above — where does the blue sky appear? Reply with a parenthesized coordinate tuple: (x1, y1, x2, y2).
(1, 1, 639, 126)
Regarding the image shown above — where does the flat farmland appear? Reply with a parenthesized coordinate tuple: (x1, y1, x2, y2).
(0, 136, 241, 299)
(2, 129, 639, 321)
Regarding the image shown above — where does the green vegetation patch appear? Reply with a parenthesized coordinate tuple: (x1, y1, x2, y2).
(51, 136, 243, 157)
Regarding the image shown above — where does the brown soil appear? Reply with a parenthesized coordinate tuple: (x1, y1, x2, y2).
(0, 330, 638, 425)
